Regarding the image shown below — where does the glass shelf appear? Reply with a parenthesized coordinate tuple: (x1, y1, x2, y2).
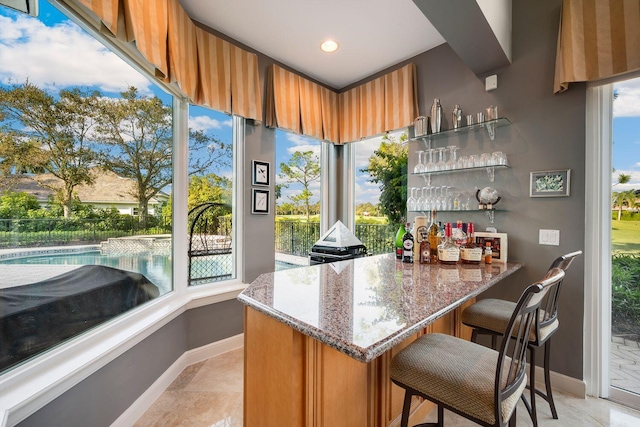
(411, 117, 511, 145)
(408, 209, 503, 224)
(411, 164, 510, 177)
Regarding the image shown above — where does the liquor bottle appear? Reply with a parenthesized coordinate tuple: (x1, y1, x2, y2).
(395, 223, 406, 259)
(452, 220, 466, 246)
(484, 241, 493, 264)
(460, 222, 482, 264)
(437, 223, 460, 265)
(402, 222, 414, 263)
(427, 209, 440, 262)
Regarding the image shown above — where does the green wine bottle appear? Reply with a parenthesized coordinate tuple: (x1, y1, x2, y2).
(395, 223, 406, 259)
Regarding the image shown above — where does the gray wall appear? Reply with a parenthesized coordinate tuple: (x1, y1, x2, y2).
(410, 0, 584, 379)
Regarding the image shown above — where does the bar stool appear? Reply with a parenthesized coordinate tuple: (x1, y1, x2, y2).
(461, 250, 582, 426)
(390, 268, 566, 427)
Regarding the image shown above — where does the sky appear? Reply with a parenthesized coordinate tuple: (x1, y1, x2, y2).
(9, 2, 636, 208)
(612, 78, 640, 192)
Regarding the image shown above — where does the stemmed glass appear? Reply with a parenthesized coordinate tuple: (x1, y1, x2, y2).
(443, 186, 453, 211)
(436, 147, 446, 171)
(425, 149, 436, 172)
(414, 150, 425, 173)
(446, 146, 458, 170)
(407, 187, 417, 211)
(417, 187, 426, 211)
(426, 186, 435, 210)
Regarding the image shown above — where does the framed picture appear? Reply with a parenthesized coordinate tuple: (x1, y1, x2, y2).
(252, 160, 270, 186)
(251, 189, 270, 214)
(530, 169, 571, 197)
(474, 232, 508, 264)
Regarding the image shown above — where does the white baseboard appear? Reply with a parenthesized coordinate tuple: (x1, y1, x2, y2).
(111, 334, 244, 427)
(527, 363, 587, 398)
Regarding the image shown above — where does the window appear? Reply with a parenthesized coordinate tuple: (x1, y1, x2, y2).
(0, 1, 173, 373)
(354, 130, 407, 255)
(274, 129, 321, 268)
(187, 105, 235, 285)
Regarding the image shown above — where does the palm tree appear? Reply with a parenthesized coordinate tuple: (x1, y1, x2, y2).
(612, 190, 637, 221)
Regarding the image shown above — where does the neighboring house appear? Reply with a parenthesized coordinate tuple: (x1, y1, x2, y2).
(4, 168, 169, 216)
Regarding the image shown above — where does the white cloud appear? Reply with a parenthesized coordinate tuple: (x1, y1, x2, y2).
(189, 115, 232, 132)
(614, 78, 640, 117)
(0, 14, 151, 93)
(284, 133, 321, 157)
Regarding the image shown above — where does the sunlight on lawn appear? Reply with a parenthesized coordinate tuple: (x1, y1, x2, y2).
(612, 220, 640, 254)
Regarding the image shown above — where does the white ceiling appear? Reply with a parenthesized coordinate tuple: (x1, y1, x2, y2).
(180, 0, 445, 90)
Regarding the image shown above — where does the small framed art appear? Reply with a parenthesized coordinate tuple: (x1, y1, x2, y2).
(474, 231, 508, 264)
(251, 189, 269, 214)
(252, 160, 270, 186)
(530, 169, 571, 197)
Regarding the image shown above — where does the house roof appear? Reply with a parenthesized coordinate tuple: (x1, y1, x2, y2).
(2, 169, 169, 205)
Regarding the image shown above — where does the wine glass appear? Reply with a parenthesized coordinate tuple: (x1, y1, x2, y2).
(436, 147, 446, 171)
(417, 187, 426, 211)
(426, 186, 435, 210)
(446, 145, 458, 170)
(426, 148, 436, 172)
(444, 186, 453, 211)
(407, 187, 417, 211)
(414, 150, 425, 173)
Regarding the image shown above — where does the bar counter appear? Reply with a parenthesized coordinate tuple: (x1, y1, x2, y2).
(238, 254, 523, 427)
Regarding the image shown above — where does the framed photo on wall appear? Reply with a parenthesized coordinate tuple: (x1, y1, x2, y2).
(252, 160, 270, 186)
(474, 232, 508, 264)
(530, 169, 571, 197)
(251, 189, 269, 214)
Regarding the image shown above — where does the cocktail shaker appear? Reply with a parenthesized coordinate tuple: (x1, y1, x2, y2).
(452, 105, 462, 130)
(430, 98, 442, 133)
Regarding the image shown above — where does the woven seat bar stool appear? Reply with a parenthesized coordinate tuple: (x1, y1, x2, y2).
(461, 250, 581, 427)
(390, 268, 565, 427)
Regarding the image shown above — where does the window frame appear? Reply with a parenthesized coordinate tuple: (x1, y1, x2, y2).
(0, 2, 245, 423)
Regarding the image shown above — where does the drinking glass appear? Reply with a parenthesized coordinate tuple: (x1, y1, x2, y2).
(417, 187, 426, 211)
(436, 147, 446, 171)
(446, 145, 458, 170)
(426, 148, 436, 172)
(457, 155, 468, 169)
(481, 153, 492, 166)
(407, 187, 417, 211)
(426, 186, 435, 210)
(492, 151, 507, 165)
(434, 186, 442, 211)
(414, 150, 425, 173)
(469, 154, 480, 168)
(444, 186, 453, 211)
(453, 191, 462, 211)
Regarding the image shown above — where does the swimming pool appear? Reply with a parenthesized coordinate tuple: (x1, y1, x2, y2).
(1, 251, 304, 295)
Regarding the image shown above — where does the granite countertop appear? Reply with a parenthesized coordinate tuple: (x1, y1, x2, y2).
(238, 253, 523, 363)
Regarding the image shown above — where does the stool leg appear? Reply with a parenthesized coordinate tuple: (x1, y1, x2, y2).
(529, 346, 538, 427)
(437, 404, 444, 427)
(400, 391, 412, 427)
(471, 329, 478, 343)
(544, 340, 559, 419)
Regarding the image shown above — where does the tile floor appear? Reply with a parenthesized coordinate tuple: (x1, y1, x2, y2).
(611, 336, 640, 395)
(134, 347, 640, 427)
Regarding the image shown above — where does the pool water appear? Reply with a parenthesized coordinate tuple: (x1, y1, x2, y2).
(1, 251, 173, 295)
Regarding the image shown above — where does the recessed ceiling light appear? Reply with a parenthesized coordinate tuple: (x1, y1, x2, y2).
(320, 40, 339, 53)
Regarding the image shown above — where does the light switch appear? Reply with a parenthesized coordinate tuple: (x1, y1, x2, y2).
(539, 229, 560, 246)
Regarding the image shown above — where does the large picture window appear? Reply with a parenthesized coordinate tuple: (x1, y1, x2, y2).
(0, 1, 173, 374)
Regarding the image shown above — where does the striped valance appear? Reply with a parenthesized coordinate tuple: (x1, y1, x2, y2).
(72, 0, 263, 121)
(554, 0, 640, 93)
(267, 63, 418, 144)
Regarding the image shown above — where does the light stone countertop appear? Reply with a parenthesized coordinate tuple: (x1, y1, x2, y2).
(238, 253, 523, 363)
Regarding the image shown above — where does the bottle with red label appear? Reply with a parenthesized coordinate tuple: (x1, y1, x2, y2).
(437, 222, 460, 265)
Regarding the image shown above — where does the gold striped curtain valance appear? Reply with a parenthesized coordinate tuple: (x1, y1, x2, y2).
(267, 63, 418, 144)
(71, 0, 263, 121)
(167, 0, 198, 101)
(554, 0, 640, 93)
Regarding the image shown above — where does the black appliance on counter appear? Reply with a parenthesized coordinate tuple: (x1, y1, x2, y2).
(309, 220, 367, 265)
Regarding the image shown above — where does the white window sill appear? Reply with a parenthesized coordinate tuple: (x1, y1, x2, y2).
(0, 281, 247, 427)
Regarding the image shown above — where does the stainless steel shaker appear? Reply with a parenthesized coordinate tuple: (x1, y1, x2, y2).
(430, 98, 442, 133)
(452, 105, 462, 130)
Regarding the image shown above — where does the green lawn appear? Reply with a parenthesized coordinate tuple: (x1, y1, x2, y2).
(612, 220, 640, 254)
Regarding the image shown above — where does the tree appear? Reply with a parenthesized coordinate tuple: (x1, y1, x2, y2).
(362, 132, 408, 225)
(0, 82, 99, 217)
(614, 173, 631, 186)
(612, 190, 637, 221)
(278, 150, 321, 220)
(94, 87, 227, 227)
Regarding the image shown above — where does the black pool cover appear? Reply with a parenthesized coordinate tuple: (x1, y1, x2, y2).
(0, 265, 159, 372)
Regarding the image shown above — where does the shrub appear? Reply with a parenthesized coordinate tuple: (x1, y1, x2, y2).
(612, 254, 640, 326)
